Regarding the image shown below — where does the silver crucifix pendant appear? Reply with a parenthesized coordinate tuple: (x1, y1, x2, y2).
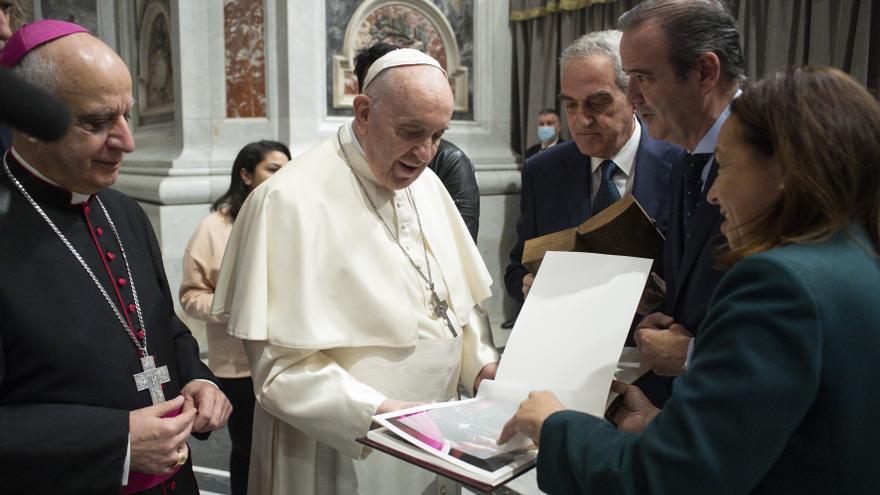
(134, 355, 171, 404)
(430, 290, 458, 337)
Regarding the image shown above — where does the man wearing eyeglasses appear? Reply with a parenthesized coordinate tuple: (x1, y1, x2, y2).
(505, 30, 681, 314)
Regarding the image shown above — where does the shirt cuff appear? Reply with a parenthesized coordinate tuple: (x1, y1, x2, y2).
(683, 337, 695, 371)
(121, 434, 131, 485)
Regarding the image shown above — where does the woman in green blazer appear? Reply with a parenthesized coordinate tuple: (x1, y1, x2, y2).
(498, 66, 880, 494)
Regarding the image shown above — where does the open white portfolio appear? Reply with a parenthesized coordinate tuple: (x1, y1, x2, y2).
(362, 251, 653, 492)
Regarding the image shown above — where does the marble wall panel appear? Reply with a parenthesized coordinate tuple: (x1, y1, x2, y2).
(40, 0, 97, 32)
(224, 0, 266, 118)
(136, 0, 174, 126)
(326, 0, 473, 121)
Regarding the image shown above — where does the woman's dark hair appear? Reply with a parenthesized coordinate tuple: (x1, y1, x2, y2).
(721, 66, 880, 263)
(212, 140, 291, 220)
(354, 42, 400, 92)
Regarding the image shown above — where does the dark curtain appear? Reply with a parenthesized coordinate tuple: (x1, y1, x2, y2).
(732, 0, 880, 96)
(511, 0, 880, 157)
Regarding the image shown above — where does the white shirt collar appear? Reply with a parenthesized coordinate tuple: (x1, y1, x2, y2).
(10, 147, 91, 204)
(590, 116, 641, 176)
(541, 137, 560, 150)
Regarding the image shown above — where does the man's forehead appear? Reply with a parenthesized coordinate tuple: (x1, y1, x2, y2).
(72, 99, 132, 118)
(64, 77, 133, 115)
(621, 22, 667, 66)
(563, 55, 618, 85)
(392, 115, 448, 131)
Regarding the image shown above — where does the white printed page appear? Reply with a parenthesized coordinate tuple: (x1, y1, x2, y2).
(495, 251, 653, 416)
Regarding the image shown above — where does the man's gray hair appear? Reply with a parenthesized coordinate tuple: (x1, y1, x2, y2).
(362, 68, 396, 112)
(560, 30, 628, 91)
(618, 0, 745, 86)
(12, 50, 62, 99)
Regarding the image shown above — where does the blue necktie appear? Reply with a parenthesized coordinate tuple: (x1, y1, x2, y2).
(592, 159, 621, 214)
(682, 153, 713, 239)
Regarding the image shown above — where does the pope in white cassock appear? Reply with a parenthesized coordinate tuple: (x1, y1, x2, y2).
(212, 49, 501, 494)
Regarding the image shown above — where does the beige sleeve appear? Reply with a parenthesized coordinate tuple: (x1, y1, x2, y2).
(244, 340, 386, 459)
(179, 219, 228, 324)
(459, 304, 501, 395)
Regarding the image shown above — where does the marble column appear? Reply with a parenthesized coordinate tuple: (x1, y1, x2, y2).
(112, 0, 280, 345)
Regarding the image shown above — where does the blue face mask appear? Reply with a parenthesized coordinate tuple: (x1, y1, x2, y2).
(537, 125, 557, 142)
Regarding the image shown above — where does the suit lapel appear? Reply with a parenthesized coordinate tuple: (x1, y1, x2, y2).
(558, 147, 592, 225)
(631, 135, 659, 216)
(676, 161, 722, 287)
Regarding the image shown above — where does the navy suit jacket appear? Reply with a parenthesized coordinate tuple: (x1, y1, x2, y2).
(505, 130, 683, 305)
(634, 157, 728, 407)
(663, 159, 726, 336)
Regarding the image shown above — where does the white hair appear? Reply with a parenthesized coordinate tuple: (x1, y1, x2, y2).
(560, 30, 629, 91)
(13, 49, 63, 98)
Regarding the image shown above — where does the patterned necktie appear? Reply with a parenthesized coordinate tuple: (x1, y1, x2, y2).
(592, 159, 621, 214)
(682, 153, 713, 239)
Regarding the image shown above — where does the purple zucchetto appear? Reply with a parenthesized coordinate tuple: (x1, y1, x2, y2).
(0, 19, 89, 67)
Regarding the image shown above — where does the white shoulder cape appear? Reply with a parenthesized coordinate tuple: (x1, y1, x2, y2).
(212, 124, 492, 349)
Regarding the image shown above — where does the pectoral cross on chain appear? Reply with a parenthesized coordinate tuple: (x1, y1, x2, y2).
(134, 355, 171, 404)
(430, 288, 458, 337)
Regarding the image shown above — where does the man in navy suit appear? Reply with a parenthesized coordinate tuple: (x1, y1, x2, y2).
(505, 30, 680, 307)
(620, 0, 745, 385)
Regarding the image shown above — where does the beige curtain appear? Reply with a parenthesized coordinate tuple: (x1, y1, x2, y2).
(511, 0, 880, 156)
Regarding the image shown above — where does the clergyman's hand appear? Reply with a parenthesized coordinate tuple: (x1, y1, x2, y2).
(129, 396, 196, 475)
(371, 399, 426, 429)
(473, 362, 499, 395)
(608, 380, 660, 433)
(498, 391, 565, 448)
(635, 321, 693, 376)
(375, 399, 424, 416)
(522, 273, 535, 299)
(181, 380, 232, 433)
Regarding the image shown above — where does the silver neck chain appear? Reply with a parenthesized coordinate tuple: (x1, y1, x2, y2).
(336, 127, 435, 292)
(3, 154, 150, 357)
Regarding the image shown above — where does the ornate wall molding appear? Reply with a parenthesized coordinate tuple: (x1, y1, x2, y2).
(136, 0, 174, 126)
(330, 0, 469, 113)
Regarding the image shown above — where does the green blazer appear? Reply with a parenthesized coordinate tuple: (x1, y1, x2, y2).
(537, 227, 880, 494)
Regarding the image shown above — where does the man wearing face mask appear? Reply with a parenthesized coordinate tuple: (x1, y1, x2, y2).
(525, 109, 564, 159)
(505, 30, 681, 309)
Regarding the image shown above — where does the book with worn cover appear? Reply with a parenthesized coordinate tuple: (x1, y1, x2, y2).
(521, 194, 664, 275)
(360, 251, 654, 492)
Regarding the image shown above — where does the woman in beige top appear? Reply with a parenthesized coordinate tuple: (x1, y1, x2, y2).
(180, 140, 290, 495)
